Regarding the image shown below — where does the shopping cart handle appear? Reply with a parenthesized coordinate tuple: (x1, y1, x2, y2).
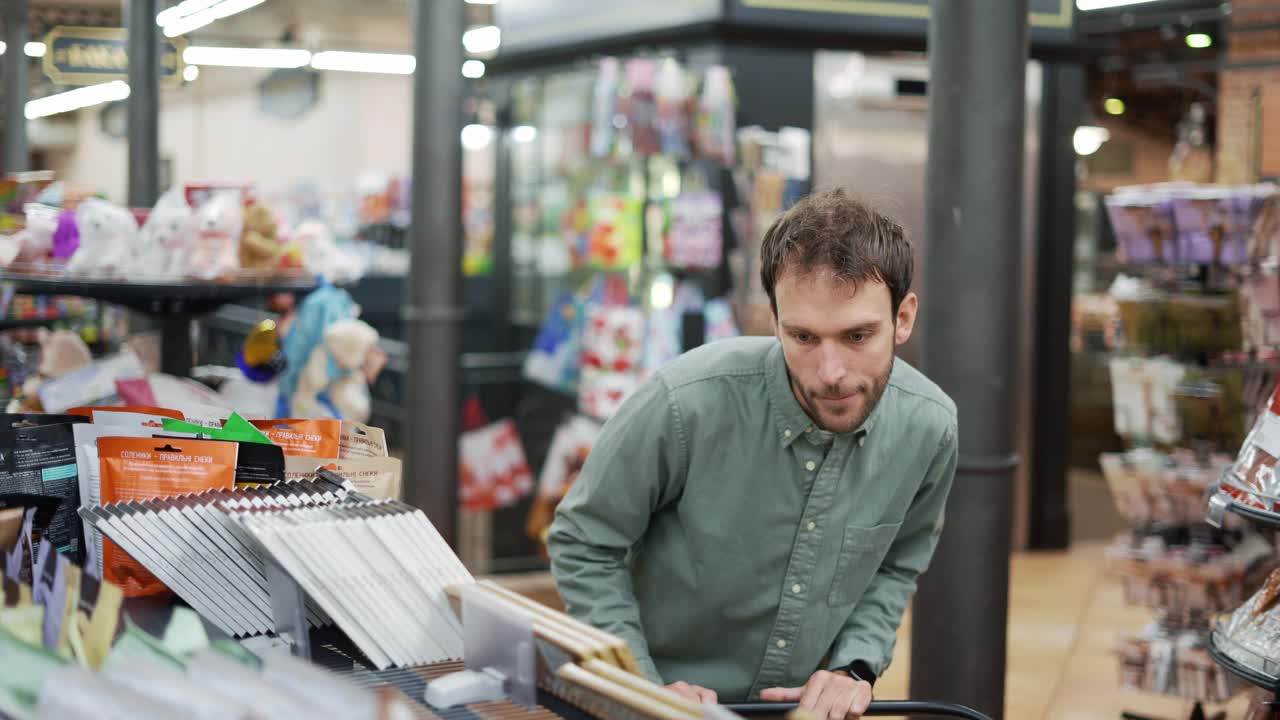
(722, 700, 992, 720)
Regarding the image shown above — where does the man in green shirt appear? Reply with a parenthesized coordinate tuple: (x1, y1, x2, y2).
(548, 189, 958, 720)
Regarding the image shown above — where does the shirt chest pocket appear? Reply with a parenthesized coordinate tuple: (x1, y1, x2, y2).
(827, 521, 901, 607)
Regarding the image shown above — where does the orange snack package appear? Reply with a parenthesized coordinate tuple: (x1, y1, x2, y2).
(249, 418, 341, 458)
(97, 437, 237, 596)
(69, 406, 185, 421)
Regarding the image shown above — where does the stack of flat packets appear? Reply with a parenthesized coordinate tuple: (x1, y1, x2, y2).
(78, 476, 352, 638)
(229, 498, 473, 669)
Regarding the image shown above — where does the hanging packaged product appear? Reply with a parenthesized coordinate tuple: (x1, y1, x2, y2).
(655, 57, 691, 158)
(578, 370, 641, 421)
(589, 57, 621, 158)
(0, 414, 90, 429)
(580, 304, 647, 374)
(97, 438, 237, 596)
(1220, 382, 1280, 512)
(0, 423, 83, 562)
(282, 456, 402, 500)
(1172, 189, 1247, 266)
(458, 420, 533, 512)
(338, 421, 389, 459)
(621, 57, 660, 156)
(587, 193, 643, 270)
(696, 66, 736, 166)
(72, 423, 154, 580)
(249, 418, 341, 457)
(68, 406, 185, 422)
(1109, 357, 1186, 445)
(1104, 193, 1178, 264)
(37, 350, 145, 414)
(1217, 567, 1280, 679)
(526, 415, 601, 549)
(523, 290, 586, 394)
(665, 191, 723, 270)
(0, 494, 60, 585)
(152, 435, 284, 489)
(160, 414, 272, 445)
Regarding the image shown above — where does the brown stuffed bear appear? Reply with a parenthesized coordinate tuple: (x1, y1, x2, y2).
(239, 202, 282, 269)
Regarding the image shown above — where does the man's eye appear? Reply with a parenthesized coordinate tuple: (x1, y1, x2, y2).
(847, 333, 868, 343)
(794, 333, 815, 344)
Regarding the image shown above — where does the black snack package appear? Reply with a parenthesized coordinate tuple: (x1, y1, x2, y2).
(153, 435, 285, 488)
(0, 414, 91, 430)
(0, 424, 83, 563)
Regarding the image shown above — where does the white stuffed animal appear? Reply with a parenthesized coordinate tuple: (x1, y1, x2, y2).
(133, 188, 194, 279)
(66, 198, 138, 276)
(183, 192, 243, 280)
(293, 220, 365, 284)
(292, 318, 379, 422)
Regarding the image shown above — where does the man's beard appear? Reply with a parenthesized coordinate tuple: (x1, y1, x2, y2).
(789, 355, 893, 434)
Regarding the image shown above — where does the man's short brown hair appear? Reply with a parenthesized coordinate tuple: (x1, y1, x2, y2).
(759, 188, 913, 313)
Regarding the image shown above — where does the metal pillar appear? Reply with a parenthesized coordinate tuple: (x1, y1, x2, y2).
(3, 0, 29, 172)
(1029, 63, 1084, 550)
(403, 0, 463, 547)
(910, 2, 1028, 719)
(126, 0, 159, 207)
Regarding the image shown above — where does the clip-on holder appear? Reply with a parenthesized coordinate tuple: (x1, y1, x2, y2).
(424, 584, 537, 709)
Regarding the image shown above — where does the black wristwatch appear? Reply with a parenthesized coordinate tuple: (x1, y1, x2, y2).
(840, 660, 877, 687)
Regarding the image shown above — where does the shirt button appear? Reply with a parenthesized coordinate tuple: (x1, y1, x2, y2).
(776, 639, 787, 649)
(784, 429, 792, 438)
(859, 437, 865, 447)
(791, 583, 802, 594)
(807, 521, 816, 531)
(805, 460, 816, 472)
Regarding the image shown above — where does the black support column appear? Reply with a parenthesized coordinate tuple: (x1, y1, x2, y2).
(1029, 63, 1084, 550)
(910, 2, 1029, 718)
(3, 0, 29, 172)
(126, 0, 160, 207)
(404, 0, 464, 547)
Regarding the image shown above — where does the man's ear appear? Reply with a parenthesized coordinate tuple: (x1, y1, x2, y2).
(895, 292, 919, 346)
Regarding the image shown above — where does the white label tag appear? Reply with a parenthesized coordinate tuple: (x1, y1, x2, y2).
(1256, 414, 1280, 457)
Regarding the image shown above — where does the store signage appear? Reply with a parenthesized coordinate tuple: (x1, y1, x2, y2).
(42, 26, 186, 86)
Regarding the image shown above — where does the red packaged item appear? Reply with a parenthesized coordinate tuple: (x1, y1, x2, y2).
(1221, 383, 1280, 511)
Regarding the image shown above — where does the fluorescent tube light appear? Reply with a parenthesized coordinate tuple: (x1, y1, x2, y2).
(310, 51, 415, 75)
(183, 45, 311, 68)
(25, 81, 130, 120)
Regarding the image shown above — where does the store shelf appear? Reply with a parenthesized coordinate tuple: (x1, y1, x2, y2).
(1208, 627, 1280, 693)
(0, 271, 320, 376)
(0, 272, 318, 314)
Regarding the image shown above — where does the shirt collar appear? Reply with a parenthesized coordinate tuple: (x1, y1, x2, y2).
(765, 341, 878, 449)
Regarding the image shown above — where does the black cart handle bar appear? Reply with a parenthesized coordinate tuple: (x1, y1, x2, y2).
(722, 700, 992, 719)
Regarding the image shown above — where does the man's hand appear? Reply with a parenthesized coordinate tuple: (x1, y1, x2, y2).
(665, 681, 718, 704)
(760, 670, 872, 720)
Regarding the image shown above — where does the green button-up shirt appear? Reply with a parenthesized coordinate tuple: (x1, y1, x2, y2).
(548, 336, 958, 701)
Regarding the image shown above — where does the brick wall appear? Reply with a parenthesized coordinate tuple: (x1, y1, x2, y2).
(1217, 0, 1280, 183)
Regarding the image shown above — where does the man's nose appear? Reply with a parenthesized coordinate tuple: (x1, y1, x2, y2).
(817, 343, 847, 386)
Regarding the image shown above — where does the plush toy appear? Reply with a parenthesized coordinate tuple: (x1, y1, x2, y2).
(295, 318, 381, 422)
(239, 202, 282, 270)
(66, 198, 138, 276)
(183, 192, 242, 280)
(278, 285, 382, 422)
(132, 188, 194, 279)
(5, 328, 93, 412)
(10, 203, 61, 265)
(292, 220, 364, 284)
(51, 210, 79, 260)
